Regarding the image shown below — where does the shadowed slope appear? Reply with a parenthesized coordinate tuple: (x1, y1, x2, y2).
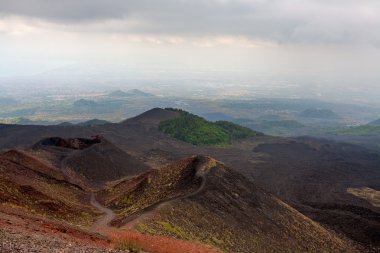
(250, 138, 380, 250)
(0, 108, 379, 251)
(122, 108, 180, 126)
(35, 137, 150, 185)
(99, 156, 360, 253)
(0, 150, 97, 227)
(62, 138, 150, 184)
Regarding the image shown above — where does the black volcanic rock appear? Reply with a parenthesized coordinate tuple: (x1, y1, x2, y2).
(36, 136, 101, 150)
(102, 156, 360, 253)
(61, 138, 150, 184)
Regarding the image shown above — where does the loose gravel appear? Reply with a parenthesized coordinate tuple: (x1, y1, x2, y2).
(0, 229, 128, 253)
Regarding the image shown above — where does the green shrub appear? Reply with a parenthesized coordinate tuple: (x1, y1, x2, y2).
(159, 110, 262, 145)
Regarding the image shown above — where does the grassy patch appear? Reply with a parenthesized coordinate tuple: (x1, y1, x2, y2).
(104, 157, 204, 218)
(158, 221, 189, 239)
(159, 109, 262, 145)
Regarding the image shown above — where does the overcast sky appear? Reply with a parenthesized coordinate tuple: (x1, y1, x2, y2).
(0, 0, 379, 92)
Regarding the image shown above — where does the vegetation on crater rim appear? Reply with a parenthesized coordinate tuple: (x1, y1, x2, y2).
(159, 109, 262, 145)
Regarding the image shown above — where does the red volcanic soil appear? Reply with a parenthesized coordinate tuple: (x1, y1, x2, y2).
(111, 231, 222, 253)
(0, 205, 222, 253)
(0, 206, 110, 248)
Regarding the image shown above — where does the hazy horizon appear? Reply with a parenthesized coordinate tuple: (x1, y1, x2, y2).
(1, 0, 380, 104)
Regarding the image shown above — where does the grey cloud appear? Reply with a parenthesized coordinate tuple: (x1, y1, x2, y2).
(0, 0, 379, 44)
(0, 0, 132, 21)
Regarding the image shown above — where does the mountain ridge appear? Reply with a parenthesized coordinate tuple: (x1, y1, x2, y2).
(0, 108, 379, 252)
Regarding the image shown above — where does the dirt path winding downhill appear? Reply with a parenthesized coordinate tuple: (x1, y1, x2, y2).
(122, 158, 211, 230)
(89, 157, 213, 234)
(90, 193, 117, 235)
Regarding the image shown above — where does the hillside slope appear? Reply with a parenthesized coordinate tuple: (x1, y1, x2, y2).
(123, 108, 181, 126)
(35, 137, 150, 185)
(0, 147, 224, 253)
(250, 138, 380, 250)
(0, 150, 97, 227)
(99, 156, 359, 253)
(0, 108, 379, 251)
(158, 109, 262, 145)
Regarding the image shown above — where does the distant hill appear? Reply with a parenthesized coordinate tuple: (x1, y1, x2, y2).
(159, 109, 262, 145)
(72, 99, 121, 113)
(336, 125, 380, 136)
(201, 112, 235, 122)
(299, 108, 340, 119)
(0, 117, 34, 125)
(77, 119, 110, 126)
(0, 97, 17, 105)
(108, 89, 154, 98)
(57, 121, 74, 126)
(123, 107, 181, 125)
(368, 119, 380, 126)
(73, 99, 97, 107)
(234, 118, 304, 136)
(0, 117, 53, 125)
